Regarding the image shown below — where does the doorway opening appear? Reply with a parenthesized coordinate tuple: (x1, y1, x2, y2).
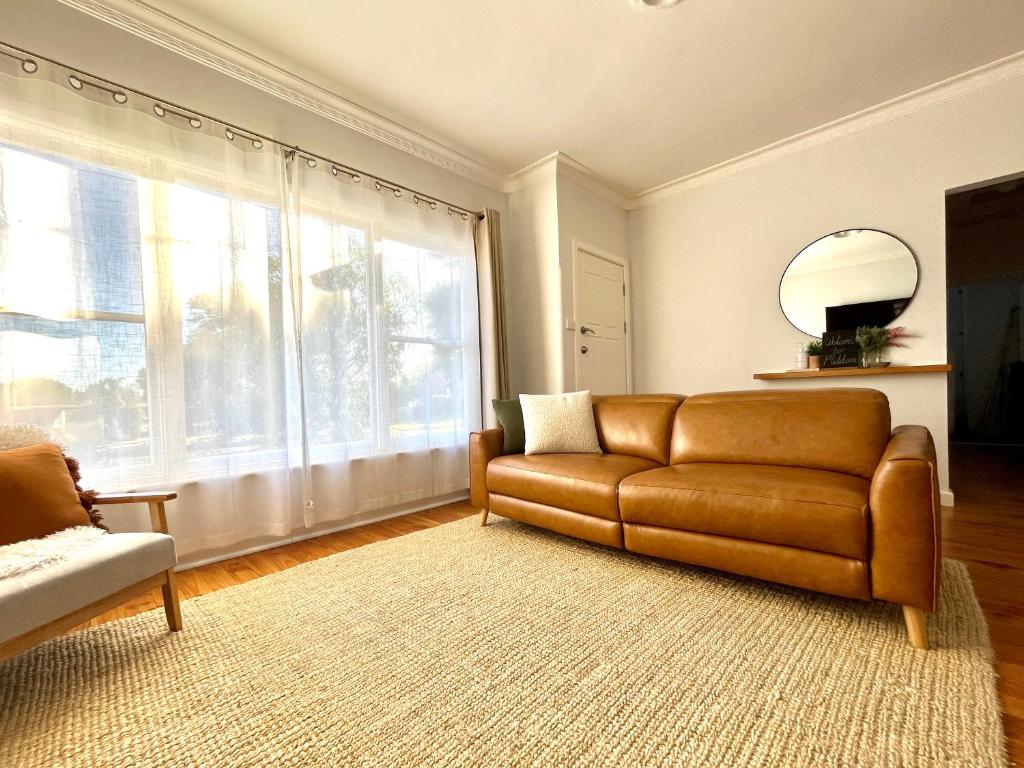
(945, 173, 1024, 505)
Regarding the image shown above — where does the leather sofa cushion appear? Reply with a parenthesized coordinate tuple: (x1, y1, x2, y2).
(670, 389, 890, 478)
(620, 463, 870, 559)
(487, 453, 659, 521)
(592, 394, 684, 465)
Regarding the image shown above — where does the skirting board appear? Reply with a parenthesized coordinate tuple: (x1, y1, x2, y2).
(941, 489, 955, 507)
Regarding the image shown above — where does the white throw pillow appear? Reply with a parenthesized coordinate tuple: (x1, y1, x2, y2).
(520, 391, 602, 455)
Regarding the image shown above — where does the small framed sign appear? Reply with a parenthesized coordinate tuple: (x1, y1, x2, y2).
(822, 330, 860, 368)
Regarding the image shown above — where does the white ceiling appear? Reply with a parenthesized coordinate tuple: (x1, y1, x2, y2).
(143, 0, 1024, 195)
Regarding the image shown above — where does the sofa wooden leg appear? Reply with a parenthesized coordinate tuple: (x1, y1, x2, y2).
(902, 605, 929, 650)
(162, 568, 183, 632)
(479, 508, 490, 527)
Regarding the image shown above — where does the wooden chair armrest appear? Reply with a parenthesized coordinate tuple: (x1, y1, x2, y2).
(92, 492, 178, 505)
(92, 492, 177, 534)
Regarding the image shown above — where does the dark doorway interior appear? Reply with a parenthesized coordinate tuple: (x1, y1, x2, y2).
(946, 176, 1024, 446)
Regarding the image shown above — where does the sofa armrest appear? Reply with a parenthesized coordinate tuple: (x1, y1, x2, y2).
(469, 429, 504, 510)
(869, 426, 941, 612)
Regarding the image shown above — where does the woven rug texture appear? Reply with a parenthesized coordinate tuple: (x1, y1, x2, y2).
(0, 515, 1007, 767)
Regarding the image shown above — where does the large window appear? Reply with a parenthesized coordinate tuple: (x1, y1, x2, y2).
(0, 143, 477, 488)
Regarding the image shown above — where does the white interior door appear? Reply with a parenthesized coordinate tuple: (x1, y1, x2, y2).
(574, 247, 629, 395)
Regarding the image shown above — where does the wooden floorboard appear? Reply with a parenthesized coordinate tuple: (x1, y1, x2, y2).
(945, 443, 1024, 764)
(81, 444, 1023, 763)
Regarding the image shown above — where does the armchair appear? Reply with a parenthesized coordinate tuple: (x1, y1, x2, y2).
(0, 489, 181, 663)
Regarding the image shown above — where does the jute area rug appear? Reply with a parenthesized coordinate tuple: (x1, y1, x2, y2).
(0, 516, 1006, 767)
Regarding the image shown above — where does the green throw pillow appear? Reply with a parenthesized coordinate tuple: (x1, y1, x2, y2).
(492, 398, 525, 454)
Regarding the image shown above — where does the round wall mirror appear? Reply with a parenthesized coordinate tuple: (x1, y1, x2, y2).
(779, 229, 919, 337)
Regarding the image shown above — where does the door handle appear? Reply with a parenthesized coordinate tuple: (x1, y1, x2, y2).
(580, 326, 596, 336)
(580, 345, 588, 354)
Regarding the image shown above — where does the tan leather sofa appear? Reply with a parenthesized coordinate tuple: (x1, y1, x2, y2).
(470, 389, 941, 649)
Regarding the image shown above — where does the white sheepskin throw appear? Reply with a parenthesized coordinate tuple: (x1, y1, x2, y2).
(0, 424, 59, 452)
(0, 526, 108, 580)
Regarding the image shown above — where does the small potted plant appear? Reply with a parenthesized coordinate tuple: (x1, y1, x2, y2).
(855, 326, 908, 367)
(805, 340, 823, 369)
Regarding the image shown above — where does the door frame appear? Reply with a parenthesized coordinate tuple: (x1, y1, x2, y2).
(571, 239, 633, 394)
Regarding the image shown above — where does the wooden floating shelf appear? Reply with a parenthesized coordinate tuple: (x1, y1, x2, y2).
(754, 364, 953, 380)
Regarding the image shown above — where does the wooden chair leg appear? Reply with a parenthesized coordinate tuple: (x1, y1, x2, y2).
(902, 605, 929, 650)
(162, 568, 183, 632)
(479, 508, 490, 527)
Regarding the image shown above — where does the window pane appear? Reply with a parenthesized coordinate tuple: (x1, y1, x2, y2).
(163, 184, 285, 458)
(0, 145, 150, 471)
(0, 145, 143, 319)
(381, 237, 466, 450)
(300, 216, 372, 448)
(0, 316, 150, 469)
(421, 251, 461, 341)
(0, 147, 76, 319)
(77, 164, 145, 316)
(386, 340, 463, 450)
(381, 240, 461, 341)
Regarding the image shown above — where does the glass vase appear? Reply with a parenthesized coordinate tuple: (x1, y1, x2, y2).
(860, 348, 886, 368)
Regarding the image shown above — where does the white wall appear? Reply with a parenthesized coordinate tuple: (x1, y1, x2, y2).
(556, 176, 630, 391)
(629, 73, 1024, 498)
(505, 175, 561, 394)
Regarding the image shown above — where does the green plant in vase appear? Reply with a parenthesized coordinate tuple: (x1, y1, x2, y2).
(805, 340, 823, 369)
(855, 326, 908, 367)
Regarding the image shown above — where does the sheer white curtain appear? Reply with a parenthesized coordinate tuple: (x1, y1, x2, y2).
(0, 47, 480, 562)
(286, 158, 480, 528)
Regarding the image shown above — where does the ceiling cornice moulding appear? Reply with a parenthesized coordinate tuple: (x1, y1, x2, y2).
(504, 152, 560, 193)
(58, 0, 508, 191)
(505, 152, 630, 208)
(629, 48, 1024, 209)
(553, 154, 631, 209)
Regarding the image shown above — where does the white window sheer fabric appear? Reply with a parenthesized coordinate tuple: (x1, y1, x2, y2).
(0, 68, 480, 562)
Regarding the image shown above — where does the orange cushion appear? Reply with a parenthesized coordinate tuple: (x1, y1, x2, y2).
(0, 443, 92, 547)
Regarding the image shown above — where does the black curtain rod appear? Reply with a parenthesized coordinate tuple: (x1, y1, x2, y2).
(0, 40, 485, 220)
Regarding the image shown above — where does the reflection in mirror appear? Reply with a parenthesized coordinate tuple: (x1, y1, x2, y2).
(779, 229, 918, 337)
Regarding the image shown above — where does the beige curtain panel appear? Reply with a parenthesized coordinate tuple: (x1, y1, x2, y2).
(475, 209, 510, 425)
